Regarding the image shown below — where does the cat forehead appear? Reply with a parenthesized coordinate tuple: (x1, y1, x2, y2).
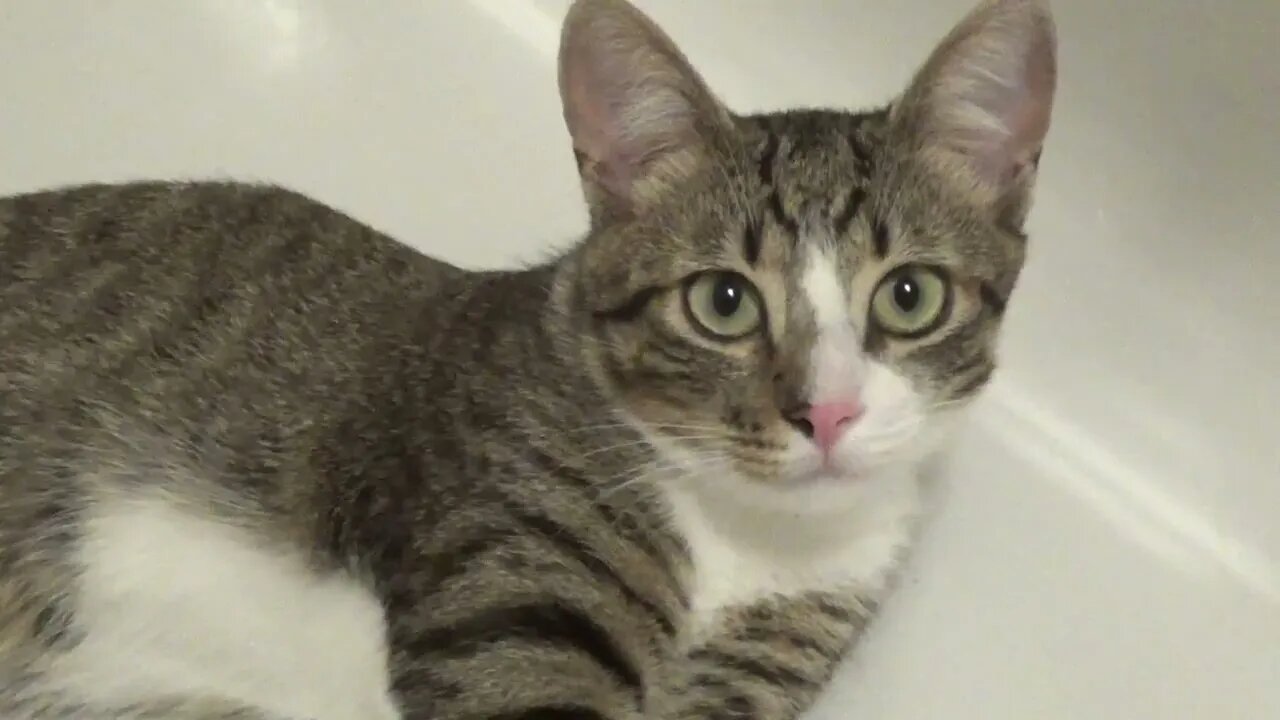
(745, 110, 884, 198)
(631, 108, 1012, 287)
(732, 111, 890, 272)
(739, 111, 1017, 286)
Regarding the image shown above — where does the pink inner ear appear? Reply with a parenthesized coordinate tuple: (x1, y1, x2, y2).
(558, 0, 724, 208)
(911, 1, 1057, 190)
(962, 47, 1055, 184)
(968, 83, 1053, 185)
(1002, 31, 1056, 173)
(561, 41, 615, 160)
(560, 34, 653, 199)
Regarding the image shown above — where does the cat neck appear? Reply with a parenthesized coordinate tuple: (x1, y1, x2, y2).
(659, 463, 925, 615)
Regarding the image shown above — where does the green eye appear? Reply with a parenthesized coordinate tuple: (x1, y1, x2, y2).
(684, 272, 763, 340)
(870, 265, 950, 337)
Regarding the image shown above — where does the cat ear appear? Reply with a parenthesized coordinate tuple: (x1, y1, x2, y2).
(559, 0, 733, 219)
(892, 0, 1057, 223)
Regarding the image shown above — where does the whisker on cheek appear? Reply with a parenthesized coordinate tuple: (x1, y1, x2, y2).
(726, 434, 788, 452)
(564, 422, 728, 435)
(852, 415, 925, 440)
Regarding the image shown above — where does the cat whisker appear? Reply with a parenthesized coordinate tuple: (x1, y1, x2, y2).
(563, 421, 724, 435)
(571, 434, 728, 462)
(598, 452, 730, 500)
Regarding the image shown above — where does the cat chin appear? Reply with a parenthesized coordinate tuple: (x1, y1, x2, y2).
(743, 460, 922, 516)
(786, 465, 868, 486)
(657, 446, 922, 521)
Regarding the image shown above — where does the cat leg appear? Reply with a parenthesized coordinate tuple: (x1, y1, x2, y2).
(652, 592, 875, 720)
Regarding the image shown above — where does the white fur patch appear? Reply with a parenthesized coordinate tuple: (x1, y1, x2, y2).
(801, 248, 850, 332)
(48, 487, 401, 720)
(801, 248, 864, 402)
(664, 467, 920, 633)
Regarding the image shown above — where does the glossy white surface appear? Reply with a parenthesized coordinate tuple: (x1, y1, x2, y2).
(2, 1, 1276, 717)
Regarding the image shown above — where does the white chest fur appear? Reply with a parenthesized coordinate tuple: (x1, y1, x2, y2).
(662, 471, 923, 632)
(48, 491, 401, 720)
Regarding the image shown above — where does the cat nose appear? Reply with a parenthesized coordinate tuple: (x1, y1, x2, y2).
(785, 399, 864, 456)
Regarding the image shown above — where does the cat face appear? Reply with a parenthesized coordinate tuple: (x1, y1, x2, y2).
(558, 0, 1055, 504)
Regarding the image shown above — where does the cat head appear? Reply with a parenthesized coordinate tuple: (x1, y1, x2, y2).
(557, 0, 1056, 510)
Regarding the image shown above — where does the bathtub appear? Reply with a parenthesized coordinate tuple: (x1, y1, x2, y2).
(2, 1, 1275, 717)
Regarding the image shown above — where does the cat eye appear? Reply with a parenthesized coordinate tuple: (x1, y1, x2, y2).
(683, 271, 763, 340)
(870, 265, 950, 337)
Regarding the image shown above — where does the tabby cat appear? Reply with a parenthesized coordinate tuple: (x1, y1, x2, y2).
(0, 0, 1056, 718)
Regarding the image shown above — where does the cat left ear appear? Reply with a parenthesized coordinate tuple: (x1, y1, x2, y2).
(892, 0, 1057, 225)
(559, 0, 733, 221)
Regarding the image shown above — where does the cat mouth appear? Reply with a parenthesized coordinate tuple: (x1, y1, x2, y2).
(787, 463, 865, 486)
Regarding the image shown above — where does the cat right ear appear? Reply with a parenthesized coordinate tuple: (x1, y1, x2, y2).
(558, 0, 733, 222)
(892, 0, 1057, 226)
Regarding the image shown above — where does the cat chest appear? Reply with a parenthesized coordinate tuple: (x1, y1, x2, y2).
(676, 509, 915, 634)
(659, 480, 923, 639)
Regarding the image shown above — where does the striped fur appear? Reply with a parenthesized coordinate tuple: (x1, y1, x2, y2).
(0, 1, 1055, 719)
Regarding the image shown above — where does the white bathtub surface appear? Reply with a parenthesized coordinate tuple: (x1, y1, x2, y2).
(2, 1, 1276, 718)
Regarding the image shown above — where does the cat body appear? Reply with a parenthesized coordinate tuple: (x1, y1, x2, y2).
(0, 1, 1056, 719)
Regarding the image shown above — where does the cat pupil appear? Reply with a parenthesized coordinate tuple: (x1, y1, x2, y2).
(713, 277, 743, 317)
(893, 277, 920, 312)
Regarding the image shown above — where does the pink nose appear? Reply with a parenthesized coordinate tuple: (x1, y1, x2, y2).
(789, 400, 864, 456)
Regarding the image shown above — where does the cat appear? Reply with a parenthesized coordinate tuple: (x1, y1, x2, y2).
(0, 0, 1056, 718)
